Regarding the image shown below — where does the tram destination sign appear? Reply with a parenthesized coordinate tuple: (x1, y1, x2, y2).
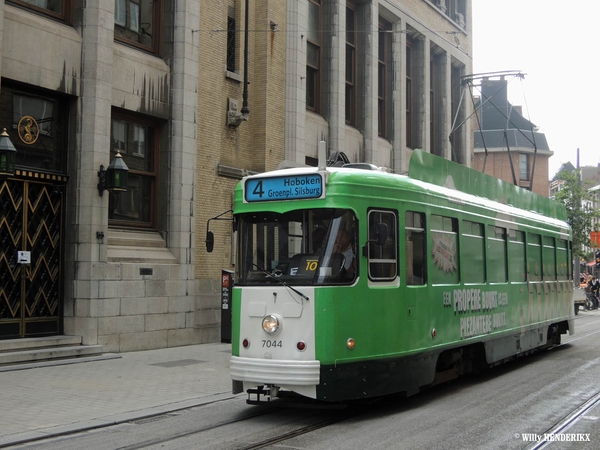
(244, 173, 324, 202)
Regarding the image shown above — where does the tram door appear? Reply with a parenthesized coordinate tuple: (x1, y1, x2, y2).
(0, 178, 64, 339)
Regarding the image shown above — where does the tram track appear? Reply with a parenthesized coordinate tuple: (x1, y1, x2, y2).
(115, 400, 369, 450)
(116, 405, 285, 450)
(108, 399, 367, 450)
(522, 389, 600, 450)
(236, 407, 365, 450)
(519, 312, 600, 450)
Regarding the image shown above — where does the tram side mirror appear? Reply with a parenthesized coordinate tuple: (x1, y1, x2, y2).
(206, 231, 215, 253)
(362, 223, 389, 258)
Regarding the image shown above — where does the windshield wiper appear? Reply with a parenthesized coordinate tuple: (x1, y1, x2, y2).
(252, 263, 310, 301)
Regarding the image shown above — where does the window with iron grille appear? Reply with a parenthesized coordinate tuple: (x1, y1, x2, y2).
(227, 14, 236, 72)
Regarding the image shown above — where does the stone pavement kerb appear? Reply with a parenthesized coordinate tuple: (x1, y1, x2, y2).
(0, 342, 240, 449)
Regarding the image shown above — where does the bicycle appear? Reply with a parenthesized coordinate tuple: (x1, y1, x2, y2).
(585, 292, 599, 310)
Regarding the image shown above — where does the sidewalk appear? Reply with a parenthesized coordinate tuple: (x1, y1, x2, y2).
(0, 342, 238, 448)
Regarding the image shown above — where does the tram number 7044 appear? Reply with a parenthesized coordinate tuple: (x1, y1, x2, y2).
(262, 340, 283, 348)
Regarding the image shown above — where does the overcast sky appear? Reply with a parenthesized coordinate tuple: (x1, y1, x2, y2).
(472, 1, 599, 177)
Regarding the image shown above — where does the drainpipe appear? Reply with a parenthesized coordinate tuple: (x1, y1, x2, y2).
(241, 0, 250, 119)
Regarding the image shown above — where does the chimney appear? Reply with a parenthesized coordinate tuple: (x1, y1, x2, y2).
(480, 78, 509, 129)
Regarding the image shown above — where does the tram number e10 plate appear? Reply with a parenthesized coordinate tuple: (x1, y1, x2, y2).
(262, 340, 283, 348)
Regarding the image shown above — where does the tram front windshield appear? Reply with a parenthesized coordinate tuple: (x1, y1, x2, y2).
(237, 209, 357, 286)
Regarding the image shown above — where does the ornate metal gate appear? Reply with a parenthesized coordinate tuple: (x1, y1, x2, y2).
(0, 176, 64, 339)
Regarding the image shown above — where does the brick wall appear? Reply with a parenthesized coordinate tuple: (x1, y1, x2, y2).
(195, 1, 286, 296)
(473, 152, 551, 198)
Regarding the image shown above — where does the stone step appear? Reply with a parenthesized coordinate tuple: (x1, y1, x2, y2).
(0, 335, 82, 352)
(107, 229, 167, 248)
(0, 345, 104, 365)
(0, 336, 120, 371)
(107, 245, 177, 263)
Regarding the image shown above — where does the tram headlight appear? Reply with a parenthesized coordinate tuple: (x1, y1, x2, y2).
(262, 314, 280, 335)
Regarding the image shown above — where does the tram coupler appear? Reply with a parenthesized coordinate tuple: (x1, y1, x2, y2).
(246, 385, 279, 404)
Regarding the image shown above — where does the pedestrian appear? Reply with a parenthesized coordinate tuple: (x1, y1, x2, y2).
(587, 276, 599, 309)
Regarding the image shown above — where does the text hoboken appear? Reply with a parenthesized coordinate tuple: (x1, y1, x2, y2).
(283, 176, 321, 187)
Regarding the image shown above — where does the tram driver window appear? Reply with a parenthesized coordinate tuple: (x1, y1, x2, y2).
(405, 211, 426, 285)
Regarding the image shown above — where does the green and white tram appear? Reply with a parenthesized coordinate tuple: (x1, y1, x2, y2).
(229, 149, 574, 403)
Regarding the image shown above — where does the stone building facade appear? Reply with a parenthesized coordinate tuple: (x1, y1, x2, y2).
(0, 0, 472, 351)
(0, 0, 200, 350)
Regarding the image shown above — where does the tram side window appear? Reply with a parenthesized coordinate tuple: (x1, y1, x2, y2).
(487, 226, 507, 283)
(430, 215, 459, 285)
(462, 220, 485, 283)
(557, 239, 569, 281)
(542, 236, 556, 281)
(527, 233, 542, 282)
(508, 230, 526, 282)
(405, 211, 426, 285)
(367, 210, 397, 280)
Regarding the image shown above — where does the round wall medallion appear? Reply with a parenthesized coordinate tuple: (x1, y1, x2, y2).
(18, 116, 40, 145)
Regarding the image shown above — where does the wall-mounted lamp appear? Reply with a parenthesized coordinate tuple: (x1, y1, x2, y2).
(98, 151, 129, 197)
(0, 128, 17, 179)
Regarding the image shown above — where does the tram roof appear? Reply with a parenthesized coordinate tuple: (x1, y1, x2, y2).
(407, 149, 567, 222)
(237, 149, 567, 224)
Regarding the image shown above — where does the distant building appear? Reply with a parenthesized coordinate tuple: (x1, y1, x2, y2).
(550, 161, 600, 198)
(473, 78, 552, 197)
(550, 163, 600, 261)
(590, 185, 600, 240)
(549, 162, 576, 198)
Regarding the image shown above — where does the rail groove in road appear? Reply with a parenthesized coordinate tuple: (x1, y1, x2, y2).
(523, 390, 600, 450)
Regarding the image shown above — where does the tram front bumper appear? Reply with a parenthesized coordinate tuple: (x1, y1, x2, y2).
(230, 356, 320, 386)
